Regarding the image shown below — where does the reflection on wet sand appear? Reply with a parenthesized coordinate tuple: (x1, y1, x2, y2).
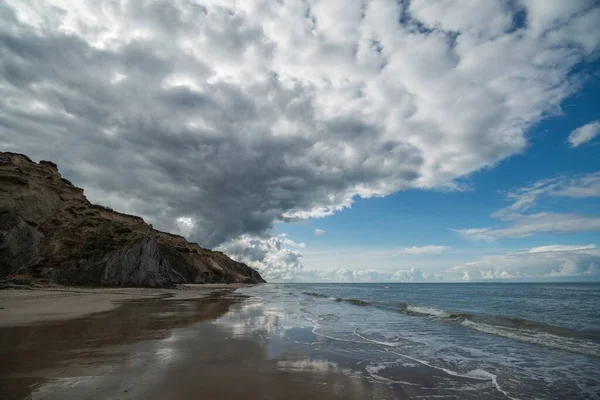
(0, 290, 397, 400)
(0, 291, 238, 399)
(213, 296, 507, 399)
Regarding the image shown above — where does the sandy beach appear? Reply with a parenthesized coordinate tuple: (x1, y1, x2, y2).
(2, 282, 559, 400)
(0, 284, 246, 328)
(0, 285, 402, 400)
(2, 283, 597, 400)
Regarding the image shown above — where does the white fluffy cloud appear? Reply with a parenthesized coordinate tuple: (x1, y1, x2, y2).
(314, 229, 326, 237)
(1, 0, 599, 276)
(458, 172, 600, 240)
(452, 245, 600, 280)
(568, 121, 600, 147)
(217, 235, 304, 281)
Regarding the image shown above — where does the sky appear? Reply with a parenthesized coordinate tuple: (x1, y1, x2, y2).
(0, 0, 599, 282)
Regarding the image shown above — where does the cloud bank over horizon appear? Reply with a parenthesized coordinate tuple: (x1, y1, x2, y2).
(452, 245, 600, 281)
(261, 244, 600, 282)
(1, 0, 599, 280)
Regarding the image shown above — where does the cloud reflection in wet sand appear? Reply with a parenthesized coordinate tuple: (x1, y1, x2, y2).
(0, 291, 399, 400)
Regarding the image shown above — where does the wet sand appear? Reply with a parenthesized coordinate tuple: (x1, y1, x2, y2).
(0, 287, 496, 400)
(0, 287, 399, 400)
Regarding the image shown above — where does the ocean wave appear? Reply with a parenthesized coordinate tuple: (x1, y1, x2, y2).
(405, 305, 452, 318)
(336, 297, 370, 306)
(404, 305, 476, 321)
(354, 330, 402, 347)
(302, 292, 372, 306)
(302, 291, 330, 298)
(300, 290, 600, 357)
(461, 319, 600, 357)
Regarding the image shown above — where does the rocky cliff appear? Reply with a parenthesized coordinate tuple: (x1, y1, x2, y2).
(0, 152, 265, 287)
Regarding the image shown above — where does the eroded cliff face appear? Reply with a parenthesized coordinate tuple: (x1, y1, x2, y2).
(0, 152, 265, 287)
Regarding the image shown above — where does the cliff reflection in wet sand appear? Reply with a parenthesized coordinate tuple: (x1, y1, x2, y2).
(0, 291, 237, 399)
(0, 290, 394, 400)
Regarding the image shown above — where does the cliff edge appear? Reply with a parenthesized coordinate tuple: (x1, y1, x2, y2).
(0, 152, 265, 287)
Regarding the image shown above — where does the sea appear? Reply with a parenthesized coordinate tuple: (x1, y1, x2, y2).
(232, 282, 600, 399)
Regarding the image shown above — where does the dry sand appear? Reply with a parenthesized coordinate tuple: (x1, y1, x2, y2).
(0, 284, 246, 327)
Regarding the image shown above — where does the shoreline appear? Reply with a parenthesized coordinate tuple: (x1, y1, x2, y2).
(0, 284, 251, 328)
(0, 286, 405, 400)
(0, 284, 515, 400)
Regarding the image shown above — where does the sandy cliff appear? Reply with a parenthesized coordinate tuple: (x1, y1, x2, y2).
(0, 152, 265, 287)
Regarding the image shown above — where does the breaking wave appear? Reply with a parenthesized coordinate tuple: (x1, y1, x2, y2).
(302, 291, 329, 298)
(301, 291, 600, 357)
(303, 292, 371, 306)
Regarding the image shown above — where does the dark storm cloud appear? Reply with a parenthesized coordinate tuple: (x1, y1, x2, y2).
(1, 0, 598, 278)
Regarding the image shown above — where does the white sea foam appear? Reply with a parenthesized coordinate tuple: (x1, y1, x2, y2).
(353, 329, 401, 347)
(406, 305, 449, 318)
(242, 284, 600, 398)
(464, 369, 517, 400)
(386, 350, 520, 400)
(303, 288, 600, 358)
(304, 316, 359, 343)
(365, 362, 419, 386)
(461, 320, 600, 357)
